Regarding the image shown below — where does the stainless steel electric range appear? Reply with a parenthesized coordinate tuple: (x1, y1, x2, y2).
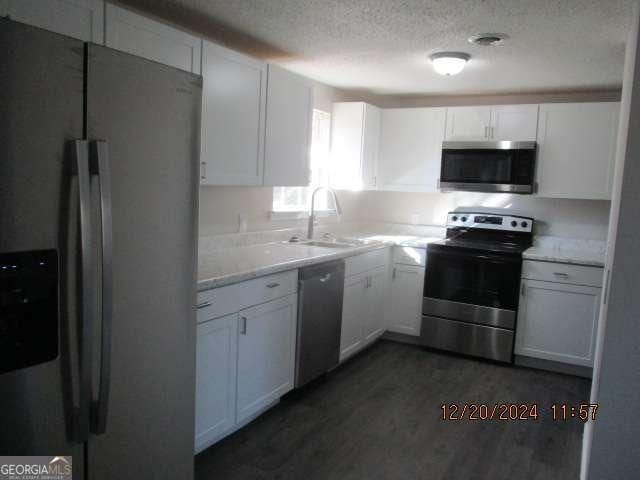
(421, 211, 534, 362)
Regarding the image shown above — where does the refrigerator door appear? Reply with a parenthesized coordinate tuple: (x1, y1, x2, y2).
(0, 19, 86, 478)
(86, 44, 201, 479)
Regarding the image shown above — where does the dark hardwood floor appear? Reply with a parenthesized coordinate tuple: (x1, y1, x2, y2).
(195, 341, 590, 480)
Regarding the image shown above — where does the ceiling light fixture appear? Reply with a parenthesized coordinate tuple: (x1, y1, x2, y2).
(430, 52, 470, 76)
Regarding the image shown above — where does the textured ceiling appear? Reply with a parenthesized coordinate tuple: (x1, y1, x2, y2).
(118, 0, 634, 95)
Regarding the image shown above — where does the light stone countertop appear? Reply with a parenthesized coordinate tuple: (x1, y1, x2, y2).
(522, 236, 606, 267)
(197, 230, 607, 291)
(522, 247, 605, 267)
(197, 235, 442, 291)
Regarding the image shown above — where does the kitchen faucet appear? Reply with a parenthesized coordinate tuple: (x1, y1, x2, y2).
(308, 186, 343, 239)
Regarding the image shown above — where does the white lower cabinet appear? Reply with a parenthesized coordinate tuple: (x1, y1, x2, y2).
(339, 272, 367, 360)
(387, 265, 425, 336)
(195, 273, 298, 453)
(515, 279, 601, 367)
(237, 294, 298, 422)
(195, 314, 238, 453)
(362, 267, 387, 342)
(340, 251, 389, 362)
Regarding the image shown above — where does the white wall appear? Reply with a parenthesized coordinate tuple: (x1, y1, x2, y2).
(584, 3, 640, 478)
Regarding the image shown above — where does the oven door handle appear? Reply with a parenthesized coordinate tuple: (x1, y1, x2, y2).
(426, 248, 522, 264)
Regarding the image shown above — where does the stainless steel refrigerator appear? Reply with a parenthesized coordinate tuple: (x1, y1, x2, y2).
(0, 18, 201, 479)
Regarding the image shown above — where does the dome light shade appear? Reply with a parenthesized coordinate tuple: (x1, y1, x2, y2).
(430, 52, 470, 76)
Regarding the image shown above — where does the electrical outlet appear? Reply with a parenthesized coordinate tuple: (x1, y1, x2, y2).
(238, 213, 248, 233)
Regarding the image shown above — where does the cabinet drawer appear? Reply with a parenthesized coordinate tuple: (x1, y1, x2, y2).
(345, 248, 388, 277)
(522, 260, 603, 287)
(393, 246, 426, 267)
(197, 270, 298, 322)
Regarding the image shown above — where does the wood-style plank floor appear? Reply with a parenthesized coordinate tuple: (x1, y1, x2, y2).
(195, 340, 590, 480)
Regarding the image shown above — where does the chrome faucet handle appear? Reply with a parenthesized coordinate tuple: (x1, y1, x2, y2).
(289, 236, 301, 243)
(322, 232, 332, 239)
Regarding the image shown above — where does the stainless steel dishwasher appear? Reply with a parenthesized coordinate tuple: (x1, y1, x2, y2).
(295, 259, 345, 388)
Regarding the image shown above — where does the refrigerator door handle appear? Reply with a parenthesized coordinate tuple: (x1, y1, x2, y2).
(90, 140, 113, 435)
(73, 140, 93, 442)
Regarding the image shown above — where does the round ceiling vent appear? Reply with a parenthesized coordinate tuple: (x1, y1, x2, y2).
(468, 33, 509, 46)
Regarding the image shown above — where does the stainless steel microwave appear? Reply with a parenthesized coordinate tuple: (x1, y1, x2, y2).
(439, 141, 537, 194)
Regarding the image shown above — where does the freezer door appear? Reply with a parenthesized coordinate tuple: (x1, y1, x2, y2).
(86, 44, 201, 479)
(0, 18, 86, 478)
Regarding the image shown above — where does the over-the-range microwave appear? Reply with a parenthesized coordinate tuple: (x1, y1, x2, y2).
(439, 141, 537, 194)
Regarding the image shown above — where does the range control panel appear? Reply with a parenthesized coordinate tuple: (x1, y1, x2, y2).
(446, 212, 533, 233)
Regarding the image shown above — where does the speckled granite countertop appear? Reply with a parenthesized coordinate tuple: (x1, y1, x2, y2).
(522, 236, 606, 267)
(522, 247, 605, 267)
(198, 230, 607, 291)
(197, 235, 442, 291)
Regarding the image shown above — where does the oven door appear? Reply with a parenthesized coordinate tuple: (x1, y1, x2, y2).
(423, 245, 522, 329)
(440, 142, 536, 194)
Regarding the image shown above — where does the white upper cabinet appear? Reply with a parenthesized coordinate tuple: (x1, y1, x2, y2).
(445, 104, 538, 141)
(490, 104, 539, 141)
(200, 40, 267, 186)
(263, 65, 313, 186)
(2, 0, 104, 42)
(378, 107, 446, 192)
(104, 4, 201, 74)
(330, 102, 381, 190)
(536, 102, 620, 199)
(445, 106, 492, 141)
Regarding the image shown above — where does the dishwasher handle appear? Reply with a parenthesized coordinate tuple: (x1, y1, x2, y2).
(319, 273, 332, 283)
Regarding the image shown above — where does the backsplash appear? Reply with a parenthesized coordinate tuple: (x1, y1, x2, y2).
(199, 187, 611, 241)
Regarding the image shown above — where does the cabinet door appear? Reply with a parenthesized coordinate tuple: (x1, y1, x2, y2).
(200, 40, 267, 186)
(387, 265, 425, 336)
(445, 106, 491, 141)
(104, 4, 201, 73)
(536, 102, 619, 199)
(490, 104, 538, 141)
(339, 273, 367, 362)
(362, 266, 387, 342)
(195, 314, 238, 453)
(330, 102, 364, 190)
(361, 104, 381, 190)
(378, 108, 446, 192)
(263, 65, 313, 186)
(515, 280, 600, 366)
(3, 0, 103, 42)
(237, 294, 297, 422)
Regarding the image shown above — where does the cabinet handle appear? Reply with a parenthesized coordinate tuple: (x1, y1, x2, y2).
(266, 282, 280, 289)
(553, 272, 570, 278)
(196, 301, 212, 309)
(521, 282, 526, 297)
(240, 316, 247, 335)
(484, 126, 488, 139)
(392, 267, 397, 280)
(200, 162, 206, 180)
(490, 126, 495, 139)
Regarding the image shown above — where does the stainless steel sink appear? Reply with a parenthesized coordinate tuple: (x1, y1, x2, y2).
(300, 240, 356, 249)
